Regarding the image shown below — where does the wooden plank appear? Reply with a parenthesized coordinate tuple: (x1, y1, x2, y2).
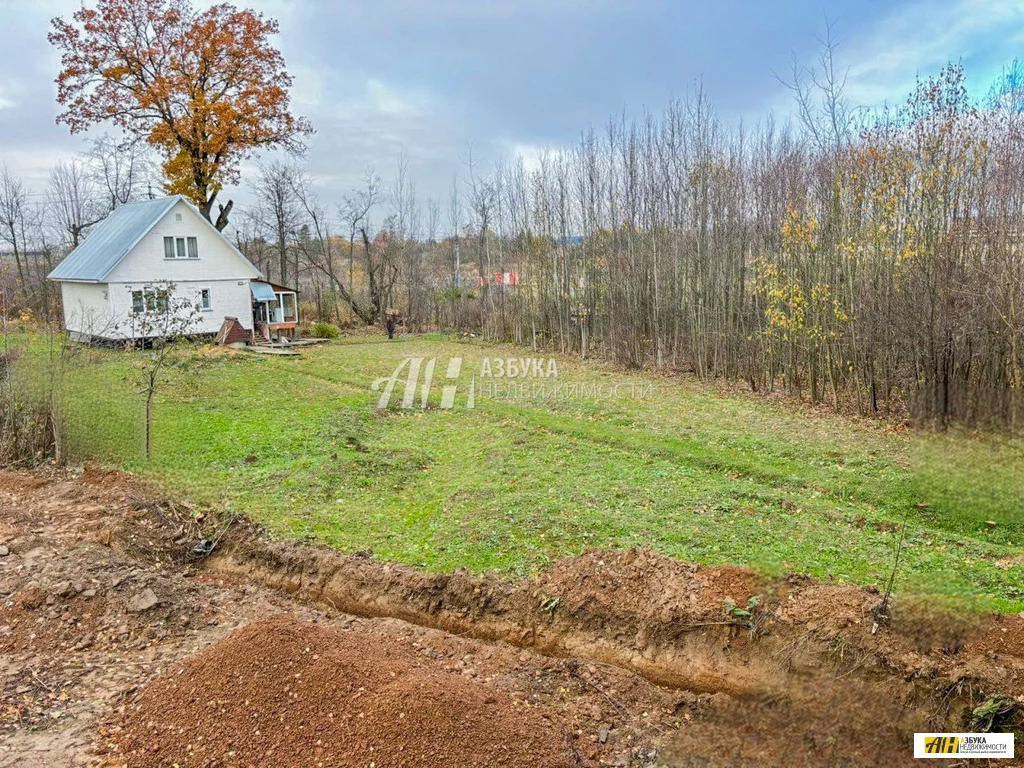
(239, 346, 300, 357)
(285, 338, 331, 346)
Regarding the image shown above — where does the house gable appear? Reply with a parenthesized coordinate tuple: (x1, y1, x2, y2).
(104, 199, 262, 284)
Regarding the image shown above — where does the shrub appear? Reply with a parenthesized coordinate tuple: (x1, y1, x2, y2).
(309, 321, 340, 339)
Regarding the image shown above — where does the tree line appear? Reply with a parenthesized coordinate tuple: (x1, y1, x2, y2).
(236, 59, 1024, 431)
(3, 29, 1023, 430)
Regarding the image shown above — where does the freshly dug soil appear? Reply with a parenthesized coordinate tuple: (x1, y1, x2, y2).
(535, 547, 759, 623)
(6, 467, 1024, 768)
(114, 616, 574, 768)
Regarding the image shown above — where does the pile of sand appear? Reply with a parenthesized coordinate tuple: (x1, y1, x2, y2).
(113, 616, 573, 768)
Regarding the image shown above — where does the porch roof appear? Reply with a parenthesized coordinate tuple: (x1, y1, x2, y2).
(265, 281, 298, 294)
(250, 281, 277, 302)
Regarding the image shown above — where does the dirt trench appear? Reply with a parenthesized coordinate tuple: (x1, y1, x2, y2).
(2, 467, 1024, 767)
(208, 520, 1024, 766)
(209, 539, 775, 698)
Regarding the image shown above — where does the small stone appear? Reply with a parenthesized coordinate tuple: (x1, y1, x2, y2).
(599, 726, 609, 744)
(126, 588, 160, 613)
(53, 581, 76, 598)
(0, 545, 9, 557)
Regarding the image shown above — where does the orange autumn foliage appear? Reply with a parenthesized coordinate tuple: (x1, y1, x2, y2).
(49, 0, 312, 229)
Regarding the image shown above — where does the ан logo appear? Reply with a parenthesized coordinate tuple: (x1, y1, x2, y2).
(372, 357, 474, 410)
(923, 737, 960, 754)
(914, 733, 1013, 759)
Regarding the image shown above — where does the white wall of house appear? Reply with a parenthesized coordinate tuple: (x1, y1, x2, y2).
(60, 282, 113, 339)
(105, 199, 261, 284)
(107, 279, 254, 338)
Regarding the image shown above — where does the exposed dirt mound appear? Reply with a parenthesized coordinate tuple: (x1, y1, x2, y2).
(114, 616, 573, 768)
(536, 548, 758, 623)
(968, 613, 1024, 659)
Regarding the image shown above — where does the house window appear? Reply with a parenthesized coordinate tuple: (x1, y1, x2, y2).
(200, 288, 211, 311)
(280, 292, 297, 322)
(149, 288, 168, 312)
(163, 236, 198, 259)
(131, 287, 169, 314)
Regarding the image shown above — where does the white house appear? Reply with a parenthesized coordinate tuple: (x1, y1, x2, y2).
(48, 196, 298, 342)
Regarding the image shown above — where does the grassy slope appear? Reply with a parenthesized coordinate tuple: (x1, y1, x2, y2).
(57, 334, 1024, 611)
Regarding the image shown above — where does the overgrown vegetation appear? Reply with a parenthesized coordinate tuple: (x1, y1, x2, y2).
(971, 695, 1024, 733)
(7, 333, 1019, 610)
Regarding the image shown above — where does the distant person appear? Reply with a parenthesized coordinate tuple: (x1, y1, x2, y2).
(385, 312, 397, 339)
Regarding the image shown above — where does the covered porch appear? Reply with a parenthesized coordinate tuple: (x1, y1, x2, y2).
(251, 281, 299, 341)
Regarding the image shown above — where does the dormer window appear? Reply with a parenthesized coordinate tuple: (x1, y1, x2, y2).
(163, 236, 199, 259)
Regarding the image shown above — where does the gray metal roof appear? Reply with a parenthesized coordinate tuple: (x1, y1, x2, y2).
(250, 281, 277, 301)
(48, 197, 180, 282)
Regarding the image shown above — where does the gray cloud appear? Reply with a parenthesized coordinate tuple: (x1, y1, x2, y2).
(1, 0, 1020, 224)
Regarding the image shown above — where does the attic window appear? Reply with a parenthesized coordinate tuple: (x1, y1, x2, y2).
(163, 236, 199, 259)
(175, 213, 183, 222)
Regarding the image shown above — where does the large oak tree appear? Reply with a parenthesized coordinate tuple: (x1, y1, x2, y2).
(49, 0, 311, 229)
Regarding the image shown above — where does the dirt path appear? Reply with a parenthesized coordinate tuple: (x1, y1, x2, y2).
(1, 467, 1023, 767)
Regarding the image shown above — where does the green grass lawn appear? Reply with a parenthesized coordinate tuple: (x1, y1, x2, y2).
(43, 332, 1024, 611)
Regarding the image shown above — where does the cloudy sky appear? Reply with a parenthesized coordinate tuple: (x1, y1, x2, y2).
(1, 0, 1022, 220)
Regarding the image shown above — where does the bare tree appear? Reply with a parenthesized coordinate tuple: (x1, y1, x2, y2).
(125, 283, 202, 458)
(391, 152, 427, 326)
(0, 165, 30, 299)
(233, 208, 274, 279)
(252, 159, 302, 285)
(447, 169, 463, 328)
(86, 134, 152, 210)
(289, 170, 365, 322)
(779, 16, 856, 155)
(48, 159, 106, 248)
(465, 147, 497, 299)
(339, 169, 382, 322)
